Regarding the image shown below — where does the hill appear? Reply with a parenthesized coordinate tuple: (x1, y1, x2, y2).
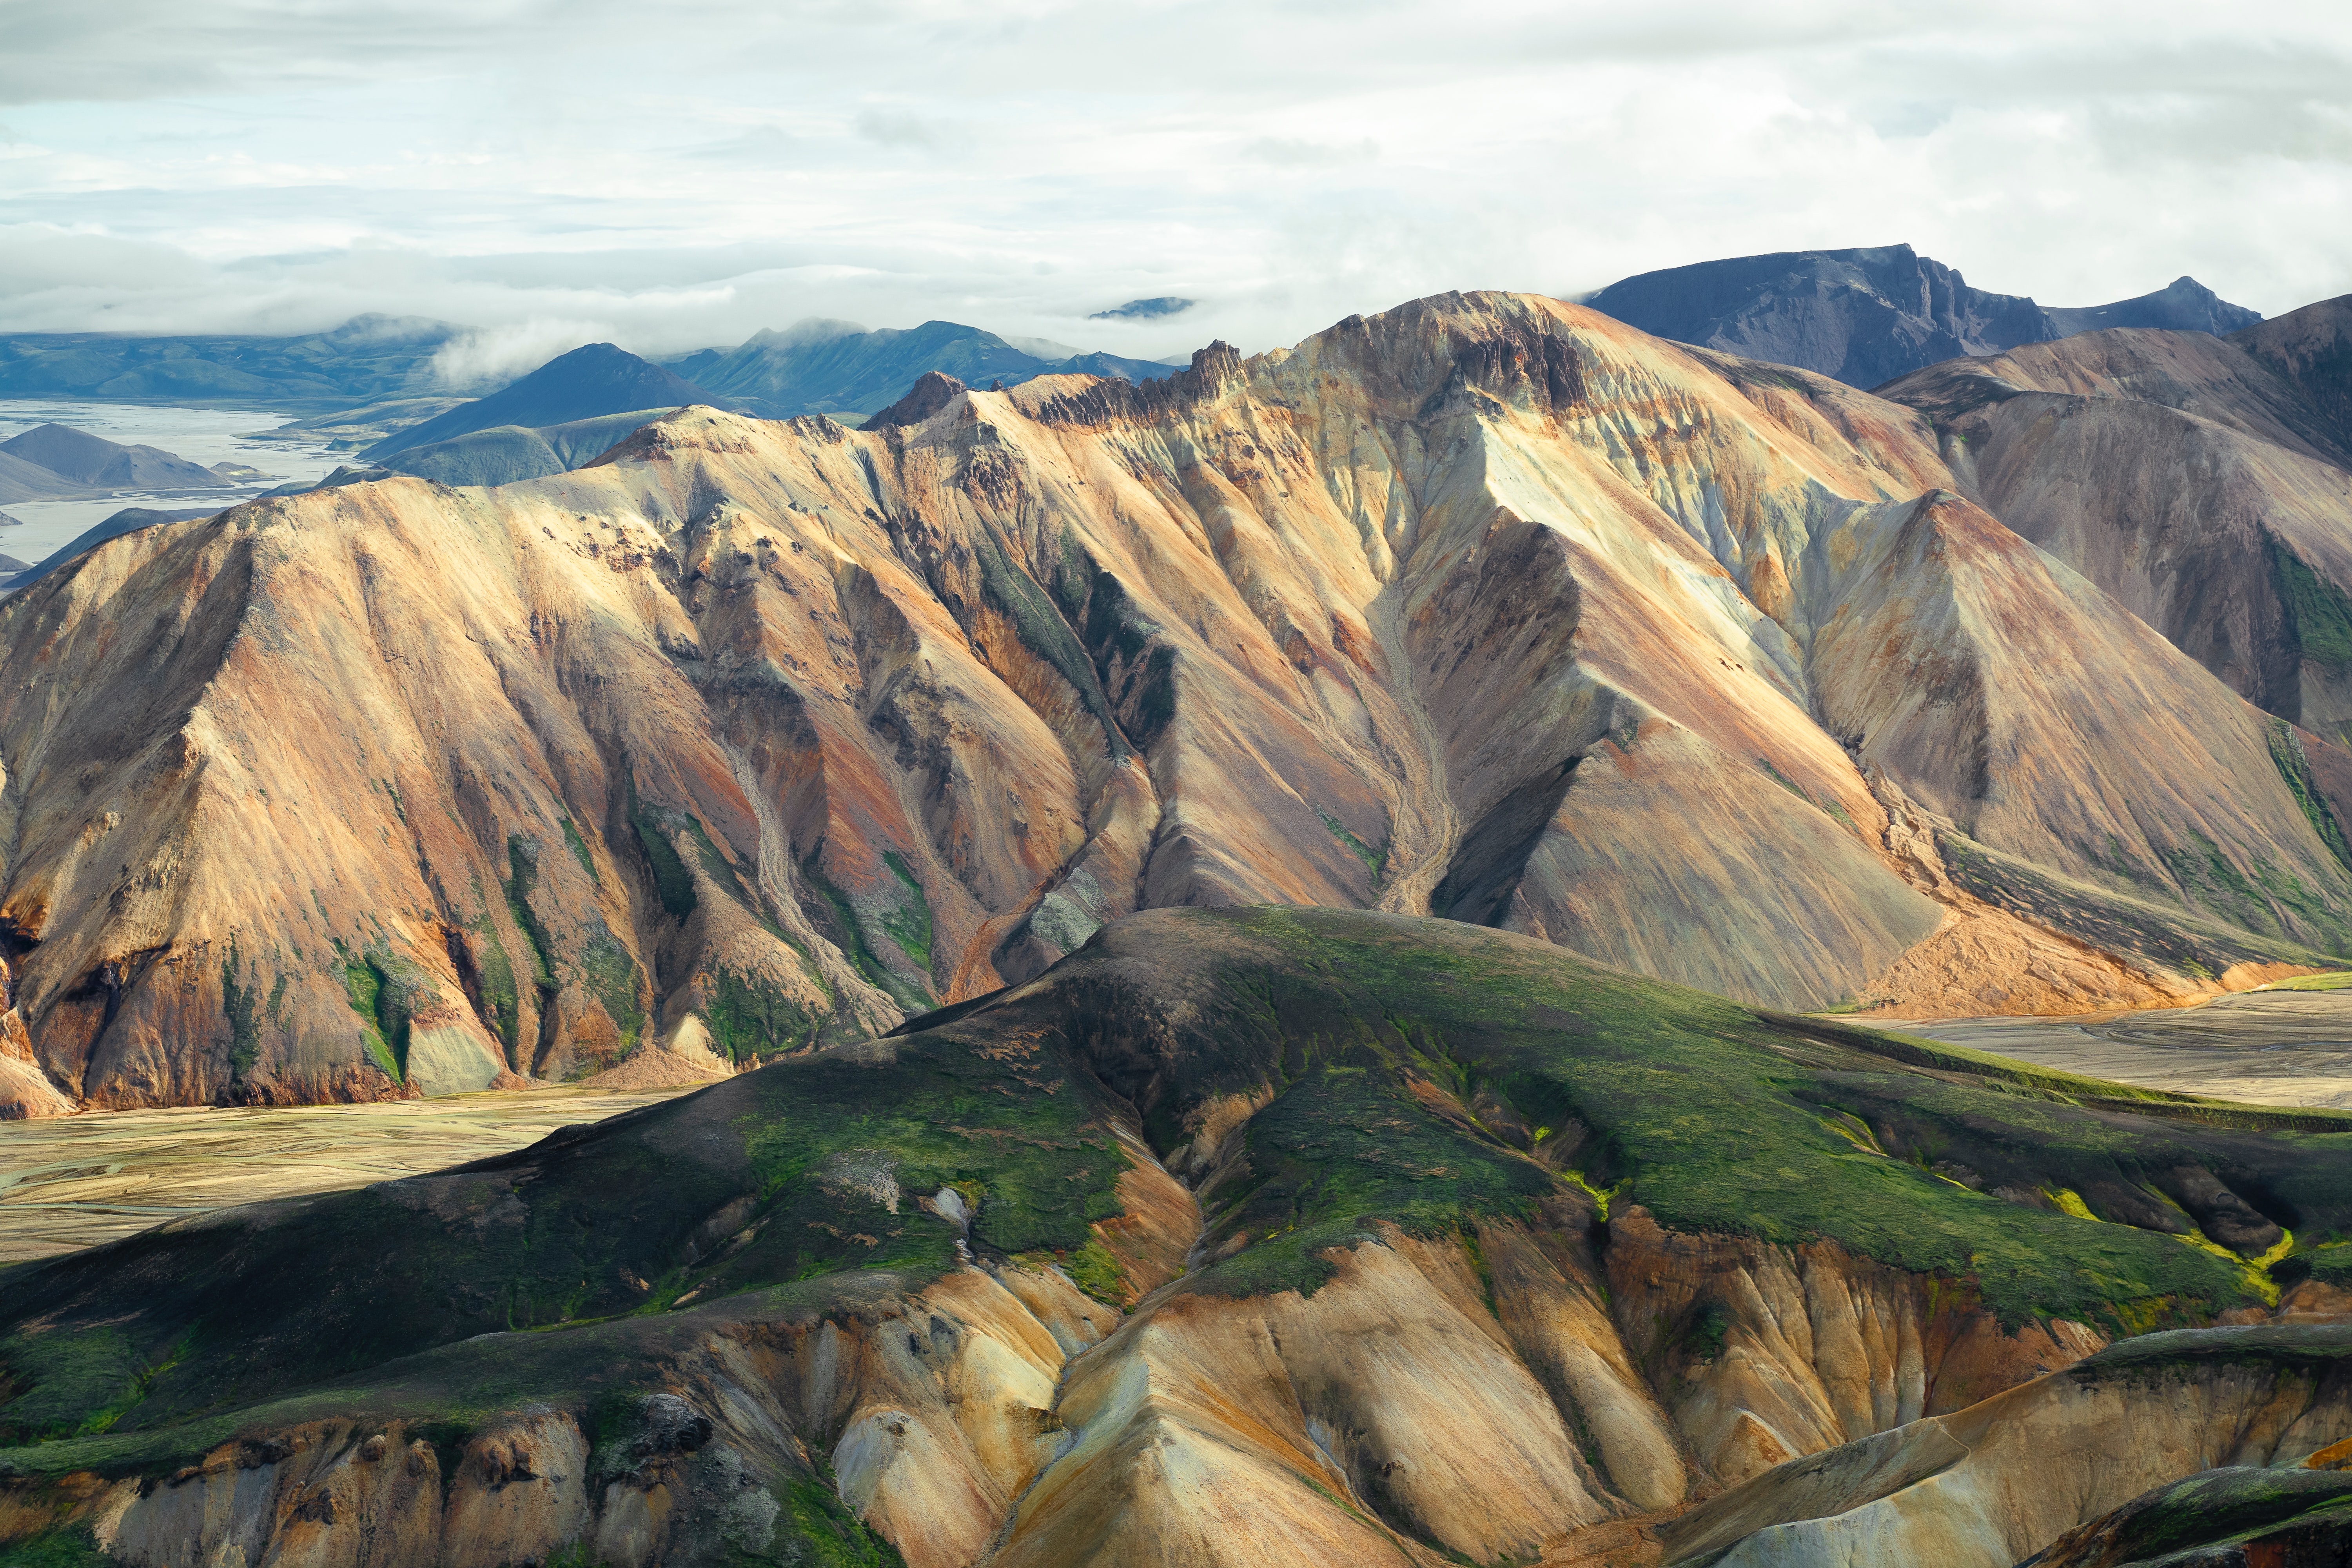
(1582, 244, 2261, 387)
(0, 423, 222, 489)
(364, 345, 719, 460)
(4, 907, 2352, 1566)
(4, 290, 2351, 1120)
(671, 318, 1183, 419)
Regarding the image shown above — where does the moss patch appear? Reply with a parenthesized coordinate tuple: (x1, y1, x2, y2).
(703, 966, 820, 1062)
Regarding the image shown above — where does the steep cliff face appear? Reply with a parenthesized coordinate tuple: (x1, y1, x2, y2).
(5, 910, 2352, 1567)
(4, 290, 2350, 1114)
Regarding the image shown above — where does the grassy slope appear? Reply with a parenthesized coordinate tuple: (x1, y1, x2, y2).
(9, 906, 2352, 1492)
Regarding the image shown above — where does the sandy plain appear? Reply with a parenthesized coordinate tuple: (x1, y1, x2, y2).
(0, 1084, 699, 1263)
(1888, 986, 2352, 1108)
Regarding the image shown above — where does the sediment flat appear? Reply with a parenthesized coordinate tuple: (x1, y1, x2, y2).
(0, 1084, 700, 1263)
(1884, 989, 2352, 1108)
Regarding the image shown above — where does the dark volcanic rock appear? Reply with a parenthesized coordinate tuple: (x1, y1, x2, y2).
(1583, 243, 2261, 387)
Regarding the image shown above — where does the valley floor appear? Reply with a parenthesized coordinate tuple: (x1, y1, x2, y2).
(0, 1084, 701, 1263)
(1886, 987, 2352, 1108)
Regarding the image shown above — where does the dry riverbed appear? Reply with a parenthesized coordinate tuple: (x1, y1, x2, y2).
(0, 1084, 701, 1263)
(1884, 985, 2352, 1109)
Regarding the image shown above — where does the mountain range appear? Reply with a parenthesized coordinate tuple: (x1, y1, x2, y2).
(0, 422, 239, 508)
(1584, 244, 2263, 387)
(6, 274, 2352, 1566)
(663, 318, 1182, 420)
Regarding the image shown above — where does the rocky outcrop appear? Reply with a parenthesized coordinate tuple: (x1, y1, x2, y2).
(1659, 1327, 2352, 1567)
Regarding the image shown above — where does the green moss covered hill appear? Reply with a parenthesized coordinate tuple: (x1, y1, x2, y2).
(9, 908, 2352, 1503)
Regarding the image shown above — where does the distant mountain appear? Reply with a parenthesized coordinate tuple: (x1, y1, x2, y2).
(1581, 245, 2262, 387)
(0, 423, 221, 488)
(0, 314, 462, 411)
(1091, 296, 1194, 320)
(0, 510, 20, 527)
(369, 408, 677, 488)
(365, 345, 716, 460)
(0, 423, 233, 503)
(671, 318, 1184, 420)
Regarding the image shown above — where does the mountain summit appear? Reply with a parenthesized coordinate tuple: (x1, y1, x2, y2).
(1582, 244, 2261, 387)
(365, 343, 718, 460)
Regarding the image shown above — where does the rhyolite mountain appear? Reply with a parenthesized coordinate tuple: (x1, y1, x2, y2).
(1583, 244, 2261, 387)
(364, 344, 722, 461)
(7, 289, 2352, 1116)
(666, 318, 1181, 420)
(6, 908, 2352, 1567)
(1877, 294, 2352, 741)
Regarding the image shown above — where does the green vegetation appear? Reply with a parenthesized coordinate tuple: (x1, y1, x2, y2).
(577, 930, 645, 1053)
(2269, 717, 2352, 878)
(469, 912, 523, 1056)
(628, 786, 699, 921)
(2262, 970, 2352, 991)
(219, 941, 263, 1081)
(1063, 1239, 1126, 1305)
(879, 851, 934, 975)
(0, 1528, 112, 1568)
(1316, 809, 1388, 881)
(799, 852, 932, 1013)
(703, 965, 819, 1062)
(1104, 907, 2352, 1332)
(2271, 535, 2352, 674)
(504, 837, 558, 989)
(559, 814, 599, 882)
(775, 1472, 908, 1567)
(335, 941, 410, 1082)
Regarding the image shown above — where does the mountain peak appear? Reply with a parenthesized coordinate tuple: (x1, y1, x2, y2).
(366, 343, 715, 459)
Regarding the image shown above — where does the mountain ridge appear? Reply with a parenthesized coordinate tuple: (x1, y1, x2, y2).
(1582, 243, 2261, 387)
(2, 288, 2349, 1120)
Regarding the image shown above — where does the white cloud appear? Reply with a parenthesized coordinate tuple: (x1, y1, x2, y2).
(0, 0, 2342, 359)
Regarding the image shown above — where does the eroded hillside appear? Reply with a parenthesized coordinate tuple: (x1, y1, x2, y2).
(6, 909, 2352, 1567)
(4, 290, 2351, 1112)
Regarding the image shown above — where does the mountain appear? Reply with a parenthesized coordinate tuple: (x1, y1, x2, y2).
(1581, 244, 2261, 387)
(0, 422, 222, 489)
(5, 290, 2352, 1121)
(368, 408, 681, 488)
(4, 907, 2352, 1567)
(0, 505, 224, 595)
(364, 345, 719, 461)
(0, 314, 462, 411)
(1876, 296, 2352, 740)
(671, 318, 1183, 420)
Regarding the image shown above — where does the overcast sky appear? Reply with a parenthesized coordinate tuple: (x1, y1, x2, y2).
(2, 0, 2347, 376)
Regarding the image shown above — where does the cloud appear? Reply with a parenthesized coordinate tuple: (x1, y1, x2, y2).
(0, 0, 2342, 360)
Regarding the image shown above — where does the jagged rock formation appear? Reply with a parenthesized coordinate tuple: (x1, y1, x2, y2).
(1878, 296, 2352, 741)
(4, 289, 2352, 1115)
(5, 908, 2352, 1566)
(365, 344, 720, 460)
(1583, 244, 2260, 387)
